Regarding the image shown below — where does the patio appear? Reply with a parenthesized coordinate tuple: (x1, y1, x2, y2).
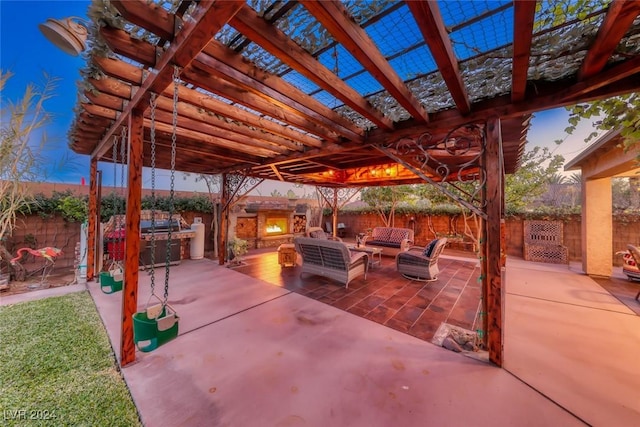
(84, 248, 640, 426)
(235, 247, 482, 344)
(62, 0, 640, 368)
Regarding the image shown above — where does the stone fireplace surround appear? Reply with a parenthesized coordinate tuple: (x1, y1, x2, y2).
(231, 199, 310, 249)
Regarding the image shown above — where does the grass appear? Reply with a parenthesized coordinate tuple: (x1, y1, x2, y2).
(0, 292, 141, 426)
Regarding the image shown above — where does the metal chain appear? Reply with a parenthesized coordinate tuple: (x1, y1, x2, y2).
(120, 126, 127, 210)
(119, 127, 127, 261)
(111, 135, 121, 265)
(163, 65, 179, 305)
(149, 93, 157, 296)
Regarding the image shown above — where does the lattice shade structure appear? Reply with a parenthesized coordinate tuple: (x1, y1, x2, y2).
(68, 1, 640, 188)
(523, 220, 569, 265)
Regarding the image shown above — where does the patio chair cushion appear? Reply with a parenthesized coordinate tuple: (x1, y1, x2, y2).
(366, 240, 401, 248)
(307, 226, 342, 242)
(423, 239, 438, 257)
(309, 229, 328, 239)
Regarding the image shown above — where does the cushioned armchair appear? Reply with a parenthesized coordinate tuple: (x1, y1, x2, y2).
(396, 238, 448, 281)
(294, 237, 368, 288)
(306, 226, 342, 241)
(624, 244, 640, 301)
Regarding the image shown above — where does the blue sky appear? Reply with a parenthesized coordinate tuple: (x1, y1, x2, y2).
(1, 0, 600, 195)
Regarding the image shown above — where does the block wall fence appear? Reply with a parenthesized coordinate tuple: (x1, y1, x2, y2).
(324, 212, 639, 266)
(3, 211, 637, 273)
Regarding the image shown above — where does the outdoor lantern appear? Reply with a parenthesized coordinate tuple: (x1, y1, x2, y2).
(39, 17, 88, 56)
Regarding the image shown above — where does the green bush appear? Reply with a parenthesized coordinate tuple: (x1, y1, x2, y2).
(17, 191, 88, 222)
(57, 195, 88, 222)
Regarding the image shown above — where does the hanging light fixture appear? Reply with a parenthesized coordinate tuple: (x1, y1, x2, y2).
(38, 17, 89, 56)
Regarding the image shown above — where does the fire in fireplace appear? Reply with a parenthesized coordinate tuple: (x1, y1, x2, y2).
(265, 216, 288, 236)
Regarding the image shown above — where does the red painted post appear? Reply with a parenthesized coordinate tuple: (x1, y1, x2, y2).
(218, 173, 228, 265)
(120, 112, 144, 366)
(484, 116, 504, 366)
(87, 157, 98, 281)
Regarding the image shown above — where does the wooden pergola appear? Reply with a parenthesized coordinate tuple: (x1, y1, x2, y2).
(68, 0, 640, 367)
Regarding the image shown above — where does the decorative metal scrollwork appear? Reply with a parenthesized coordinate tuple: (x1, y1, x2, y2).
(223, 171, 264, 210)
(380, 122, 488, 218)
(316, 186, 361, 210)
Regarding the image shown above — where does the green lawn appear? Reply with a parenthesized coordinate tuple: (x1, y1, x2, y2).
(0, 292, 141, 426)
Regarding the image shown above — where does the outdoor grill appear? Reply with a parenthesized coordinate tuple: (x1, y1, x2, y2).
(102, 214, 196, 269)
(138, 217, 195, 268)
(140, 219, 181, 234)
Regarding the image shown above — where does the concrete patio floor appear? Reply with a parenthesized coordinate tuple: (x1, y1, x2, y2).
(504, 259, 640, 427)
(84, 254, 640, 427)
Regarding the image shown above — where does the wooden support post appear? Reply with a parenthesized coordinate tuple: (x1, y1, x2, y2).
(87, 158, 98, 281)
(121, 112, 144, 367)
(218, 173, 229, 265)
(483, 116, 504, 366)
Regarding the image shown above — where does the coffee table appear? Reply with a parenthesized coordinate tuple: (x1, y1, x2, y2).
(346, 244, 382, 268)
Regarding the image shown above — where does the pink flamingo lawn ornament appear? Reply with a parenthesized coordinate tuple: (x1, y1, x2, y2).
(10, 247, 63, 286)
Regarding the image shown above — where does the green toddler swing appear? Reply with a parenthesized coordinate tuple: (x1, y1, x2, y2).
(133, 72, 180, 352)
(101, 128, 127, 294)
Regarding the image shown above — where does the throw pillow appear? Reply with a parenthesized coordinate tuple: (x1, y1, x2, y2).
(310, 230, 327, 239)
(423, 239, 438, 257)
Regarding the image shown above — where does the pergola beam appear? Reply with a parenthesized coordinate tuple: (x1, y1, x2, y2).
(92, 56, 324, 149)
(304, 0, 429, 123)
(511, 0, 537, 102)
(578, 0, 640, 80)
(202, 41, 365, 140)
(231, 4, 394, 130)
(407, 0, 470, 115)
(367, 59, 640, 146)
(92, 0, 245, 159)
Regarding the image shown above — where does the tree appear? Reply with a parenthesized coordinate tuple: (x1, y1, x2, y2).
(360, 185, 413, 227)
(505, 146, 564, 210)
(1, 71, 59, 280)
(565, 94, 640, 157)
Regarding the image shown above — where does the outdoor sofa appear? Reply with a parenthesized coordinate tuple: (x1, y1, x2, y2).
(362, 227, 414, 257)
(294, 237, 368, 288)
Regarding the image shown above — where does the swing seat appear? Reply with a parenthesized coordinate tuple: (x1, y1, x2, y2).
(99, 270, 123, 294)
(132, 305, 179, 352)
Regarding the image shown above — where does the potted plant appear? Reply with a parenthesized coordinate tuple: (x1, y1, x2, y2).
(228, 237, 248, 266)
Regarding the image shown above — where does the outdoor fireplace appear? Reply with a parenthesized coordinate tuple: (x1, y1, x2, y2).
(233, 200, 310, 249)
(264, 216, 289, 236)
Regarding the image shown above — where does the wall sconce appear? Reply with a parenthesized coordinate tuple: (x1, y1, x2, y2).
(39, 17, 89, 56)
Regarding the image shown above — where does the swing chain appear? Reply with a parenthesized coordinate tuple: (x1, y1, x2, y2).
(120, 126, 127, 206)
(119, 127, 127, 266)
(112, 135, 119, 235)
(149, 93, 157, 296)
(163, 66, 179, 305)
